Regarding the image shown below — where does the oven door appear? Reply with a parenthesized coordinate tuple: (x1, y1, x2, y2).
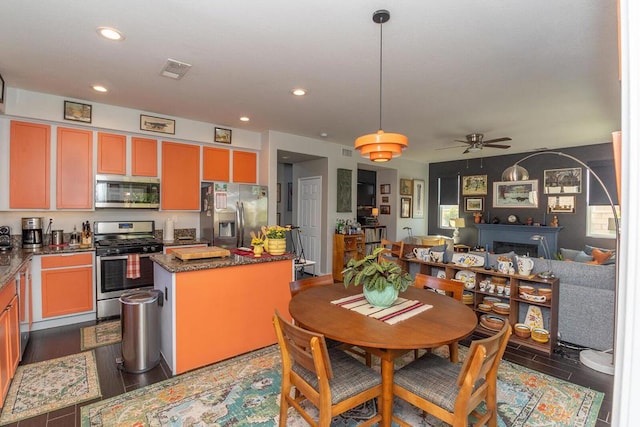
(96, 253, 155, 300)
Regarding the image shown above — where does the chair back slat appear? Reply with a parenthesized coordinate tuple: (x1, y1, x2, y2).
(289, 274, 334, 297)
(456, 322, 511, 386)
(414, 273, 464, 301)
(273, 310, 334, 379)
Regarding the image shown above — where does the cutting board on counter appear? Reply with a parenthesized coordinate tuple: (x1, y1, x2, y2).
(172, 246, 231, 260)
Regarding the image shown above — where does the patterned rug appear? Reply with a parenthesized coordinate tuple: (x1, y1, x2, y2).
(80, 320, 121, 350)
(0, 351, 101, 425)
(80, 345, 603, 427)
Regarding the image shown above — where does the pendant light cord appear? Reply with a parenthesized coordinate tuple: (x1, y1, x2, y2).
(378, 15, 384, 131)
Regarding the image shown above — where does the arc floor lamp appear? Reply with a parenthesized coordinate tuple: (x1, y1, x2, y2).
(502, 150, 619, 375)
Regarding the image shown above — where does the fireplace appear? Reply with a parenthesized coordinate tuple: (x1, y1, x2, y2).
(475, 224, 563, 258)
(493, 241, 538, 257)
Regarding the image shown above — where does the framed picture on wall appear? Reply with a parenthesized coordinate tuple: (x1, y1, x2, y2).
(381, 196, 389, 203)
(337, 168, 352, 212)
(380, 184, 391, 194)
(380, 205, 391, 215)
(462, 174, 488, 195)
(400, 179, 412, 196)
(547, 195, 576, 213)
(492, 180, 539, 208)
(464, 197, 484, 212)
(64, 100, 92, 123)
(400, 197, 411, 218)
(544, 167, 582, 194)
(412, 179, 425, 218)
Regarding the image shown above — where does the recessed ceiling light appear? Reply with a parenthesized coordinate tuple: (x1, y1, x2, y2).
(291, 88, 307, 96)
(239, 116, 250, 122)
(97, 27, 125, 41)
(92, 85, 108, 93)
(320, 132, 328, 138)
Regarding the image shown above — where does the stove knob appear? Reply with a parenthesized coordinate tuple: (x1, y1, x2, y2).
(142, 246, 149, 252)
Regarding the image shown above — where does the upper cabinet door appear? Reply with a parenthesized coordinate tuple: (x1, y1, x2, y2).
(203, 147, 230, 182)
(97, 132, 126, 175)
(10, 121, 51, 209)
(56, 127, 93, 209)
(161, 141, 200, 210)
(232, 151, 257, 184)
(132, 137, 158, 177)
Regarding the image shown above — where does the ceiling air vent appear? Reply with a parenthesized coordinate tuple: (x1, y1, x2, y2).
(342, 148, 353, 157)
(161, 58, 192, 80)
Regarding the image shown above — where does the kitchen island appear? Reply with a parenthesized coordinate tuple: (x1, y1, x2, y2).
(151, 252, 294, 374)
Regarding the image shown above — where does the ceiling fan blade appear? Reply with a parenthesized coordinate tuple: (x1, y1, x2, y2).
(463, 147, 471, 154)
(436, 145, 467, 151)
(484, 143, 511, 149)
(482, 137, 512, 144)
(454, 140, 473, 145)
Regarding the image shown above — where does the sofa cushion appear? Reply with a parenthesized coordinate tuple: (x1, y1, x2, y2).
(584, 245, 616, 265)
(574, 251, 594, 263)
(560, 247, 581, 261)
(590, 248, 613, 264)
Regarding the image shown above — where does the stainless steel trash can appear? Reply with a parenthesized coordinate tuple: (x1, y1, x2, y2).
(120, 289, 162, 373)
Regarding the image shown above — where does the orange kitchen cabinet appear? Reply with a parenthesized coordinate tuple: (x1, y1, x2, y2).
(0, 280, 19, 407)
(9, 121, 51, 209)
(132, 137, 158, 176)
(57, 127, 93, 209)
(232, 150, 257, 183)
(97, 132, 126, 175)
(41, 267, 93, 318)
(203, 147, 230, 181)
(161, 141, 200, 210)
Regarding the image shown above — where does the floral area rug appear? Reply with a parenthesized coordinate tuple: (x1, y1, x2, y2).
(80, 320, 121, 350)
(80, 344, 603, 427)
(0, 351, 101, 425)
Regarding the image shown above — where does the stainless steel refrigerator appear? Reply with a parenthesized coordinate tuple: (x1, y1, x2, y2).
(200, 182, 268, 248)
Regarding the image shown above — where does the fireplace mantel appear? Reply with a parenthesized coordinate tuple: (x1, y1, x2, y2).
(475, 224, 563, 258)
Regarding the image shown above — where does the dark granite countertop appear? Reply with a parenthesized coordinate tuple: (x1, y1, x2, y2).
(150, 252, 294, 273)
(0, 246, 95, 291)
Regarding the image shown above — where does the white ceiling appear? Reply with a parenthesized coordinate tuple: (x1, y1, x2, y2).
(0, 1, 620, 163)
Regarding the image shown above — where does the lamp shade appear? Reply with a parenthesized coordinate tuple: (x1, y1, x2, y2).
(355, 130, 408, 162)
(501, 164, 530, 181)
(449, 218, 466, 228)
(371, 208, 379, 216)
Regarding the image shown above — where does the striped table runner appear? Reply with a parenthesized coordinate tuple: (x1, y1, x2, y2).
(331, 293, 432, 325)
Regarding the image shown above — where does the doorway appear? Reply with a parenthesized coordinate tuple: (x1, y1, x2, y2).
(296, 176, 322, 275)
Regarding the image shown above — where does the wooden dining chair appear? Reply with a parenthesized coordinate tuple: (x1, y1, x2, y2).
(273, 311, 382, 427)
(378, 239, 405, 269)
(392, 322, 512, 427)
(289, 275, 372, 366)
(289, 274, 334, 297)
(413, 273, 464, 362)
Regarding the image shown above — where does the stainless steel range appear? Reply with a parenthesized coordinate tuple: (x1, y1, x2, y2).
(94, 221, 163, 319)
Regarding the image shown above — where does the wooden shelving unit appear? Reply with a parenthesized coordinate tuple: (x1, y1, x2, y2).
(407, 258, 559, 355)
(362, 226, 386, 255)
(333, 233, 365, 281)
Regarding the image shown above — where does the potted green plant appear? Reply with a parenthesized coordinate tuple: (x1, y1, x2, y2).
(342, 247, 413, 307)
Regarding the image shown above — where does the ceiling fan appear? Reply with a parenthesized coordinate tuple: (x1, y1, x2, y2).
(453, 133, 512, 154)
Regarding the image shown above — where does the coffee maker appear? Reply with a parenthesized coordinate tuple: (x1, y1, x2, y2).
(22, 217, 44, 249)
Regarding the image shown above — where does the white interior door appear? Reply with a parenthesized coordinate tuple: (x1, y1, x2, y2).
(297, 176, 322, 267)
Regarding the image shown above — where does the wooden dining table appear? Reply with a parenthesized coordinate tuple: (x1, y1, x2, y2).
(288, 283, 477, 427)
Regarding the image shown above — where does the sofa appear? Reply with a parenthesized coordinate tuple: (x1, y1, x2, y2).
(530, 257, 616, 351)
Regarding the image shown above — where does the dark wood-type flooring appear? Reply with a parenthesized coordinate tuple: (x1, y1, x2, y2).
(4, 323, 614, 426)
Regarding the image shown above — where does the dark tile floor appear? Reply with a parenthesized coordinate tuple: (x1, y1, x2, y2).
(4, 323, 613, 426)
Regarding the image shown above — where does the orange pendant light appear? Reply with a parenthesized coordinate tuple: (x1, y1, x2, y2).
(355, 10, 408, 163)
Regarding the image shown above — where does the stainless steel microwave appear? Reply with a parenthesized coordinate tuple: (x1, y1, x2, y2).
(95, 175, 160, 209)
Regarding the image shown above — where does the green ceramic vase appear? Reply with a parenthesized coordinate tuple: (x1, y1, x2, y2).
(363, 285, 398, 308)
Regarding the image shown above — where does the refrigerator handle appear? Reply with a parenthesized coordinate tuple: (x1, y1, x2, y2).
(236, 201, 241, 247)
(239, 202, 245, 247)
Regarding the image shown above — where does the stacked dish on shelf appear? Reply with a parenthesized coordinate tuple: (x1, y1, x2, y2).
(492, 302, 510, 315)
(479, 314, 505, 331)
